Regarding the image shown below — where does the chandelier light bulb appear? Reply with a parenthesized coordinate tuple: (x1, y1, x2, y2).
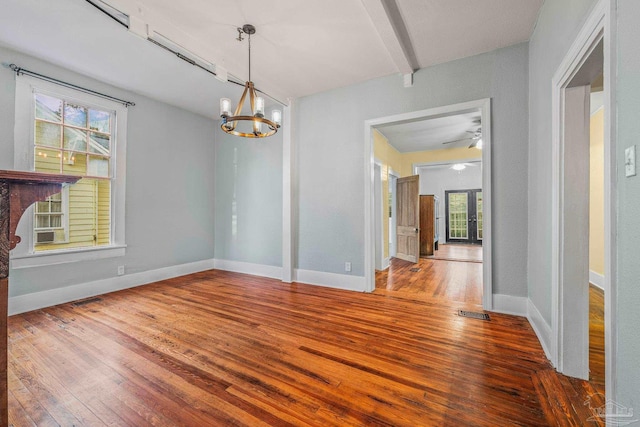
(255, 97, 265, 117)
(220, 98, 231, 117)
(271, 109, 282, 126)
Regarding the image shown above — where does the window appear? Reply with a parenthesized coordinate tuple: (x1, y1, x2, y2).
(34, 189, 68, 245)
(12, 75, 127, 267)
(448, 193, 469, 239)
(33, 93, 112, 251)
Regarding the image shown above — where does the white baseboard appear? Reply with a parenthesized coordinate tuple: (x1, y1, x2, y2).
(8, 258, 215, 316)
(589, 270, 604, 290)
(491, 294, 527, 317)
(213, 258, 282, 280)
(293, 269, 366, 292)
(526, 299, 553, 362)
(382, 257, 390, 270)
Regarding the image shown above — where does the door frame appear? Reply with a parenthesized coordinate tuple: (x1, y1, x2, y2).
(363, 98, 493, 310)
(551, 0, 616, 398)
(388, 169, 399, 260)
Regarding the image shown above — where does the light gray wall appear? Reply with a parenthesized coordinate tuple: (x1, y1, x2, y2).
(527, 0, 599, 324)
(0, 45, 216, 297)
(418, 163, 482, 241)
(615, 0, 640, 410)
(214, 128, 283, 267)
(295, 42, 529, 296)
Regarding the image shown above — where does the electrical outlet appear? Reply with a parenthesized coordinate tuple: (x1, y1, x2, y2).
(625, 145, 636, 177)
(117, 265, 125, 276)
(345, 262, 352, 272)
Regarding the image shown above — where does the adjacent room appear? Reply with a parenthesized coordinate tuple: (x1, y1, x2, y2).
(1, 0, 639, 425)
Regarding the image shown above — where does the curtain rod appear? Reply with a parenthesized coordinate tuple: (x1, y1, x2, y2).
(7, 63, 135, 107)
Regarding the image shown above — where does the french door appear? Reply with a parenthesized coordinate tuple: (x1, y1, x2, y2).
(445, 189, 482, 245)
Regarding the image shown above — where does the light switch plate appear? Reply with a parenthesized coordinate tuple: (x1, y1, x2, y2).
(625, 145, 636, 177)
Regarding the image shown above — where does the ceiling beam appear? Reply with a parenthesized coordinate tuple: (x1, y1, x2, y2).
(361, 0, 419, 75)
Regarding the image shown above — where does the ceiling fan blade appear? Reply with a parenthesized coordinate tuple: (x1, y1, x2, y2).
(442, 138, 471, 145)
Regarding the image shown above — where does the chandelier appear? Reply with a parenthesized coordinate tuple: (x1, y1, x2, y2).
(219, 24, 282, 138)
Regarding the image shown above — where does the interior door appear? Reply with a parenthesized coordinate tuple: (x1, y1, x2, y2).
(445, 189, 482, 245)
(395, 175, 420, 263)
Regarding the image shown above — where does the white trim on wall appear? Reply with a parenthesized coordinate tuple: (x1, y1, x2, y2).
(9, 258, 215, 315)
(282, 100, 294, 283)
(412, 158, 482, 175)
(293, 269, 366, 292)
(363, 98, 493, 311)
(213, 259, 283, 280)
(527, 299, 553, 361)
(589, 270, 605, 290)
(491, 294, 527, 317)
(550, 0, 616, 399)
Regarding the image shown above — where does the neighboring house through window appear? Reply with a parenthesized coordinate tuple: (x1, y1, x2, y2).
(12, 75, 127, 267)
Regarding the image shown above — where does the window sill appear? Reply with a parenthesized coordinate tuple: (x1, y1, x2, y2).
(10, 245, 126, 269)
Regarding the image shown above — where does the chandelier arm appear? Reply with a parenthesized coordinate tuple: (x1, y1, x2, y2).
(248, 82, 260, 133)
(220, 115, 280, 138)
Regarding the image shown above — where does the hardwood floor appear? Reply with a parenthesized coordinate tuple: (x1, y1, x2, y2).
(589, 284, 605, 390)
(376, 257, 482, 305)
(8, 269, 605, 426)
(426, 243, 482, 263)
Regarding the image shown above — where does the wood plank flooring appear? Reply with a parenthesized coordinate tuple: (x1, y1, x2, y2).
(589, 284, 605, 390)
(426, 244, 482, 263)
(8, 268, 606, 426)
(376, 257, 482, 305)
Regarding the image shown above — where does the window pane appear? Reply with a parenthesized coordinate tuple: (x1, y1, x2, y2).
(50, 201, 62, 213)
(89, 132, 110, 155)
(35, 120, 61, 148)
(36, 201, 50, 213)
(50, 215, 62, 228)
(35, 148, 62, 173)
(64, 127, 87, 152)
(64, 103, 87, 127)
(88, 155, 110, 177)
(89, 109, 110, 133)
(36, 215, 50, 228)
(35, 94, 62, 122)
(62, 152, 87, 175)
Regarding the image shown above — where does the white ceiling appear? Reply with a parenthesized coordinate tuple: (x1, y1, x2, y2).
(376, 110, 481, 152)
(0, 0, 544, 118)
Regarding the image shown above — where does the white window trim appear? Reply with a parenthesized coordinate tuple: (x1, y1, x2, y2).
(11, 75, 127, 268)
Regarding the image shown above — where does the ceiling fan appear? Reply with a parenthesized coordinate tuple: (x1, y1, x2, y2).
(442, 127, 483, 149)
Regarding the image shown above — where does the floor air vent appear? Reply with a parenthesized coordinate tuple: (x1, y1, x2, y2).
(458, 310, 490, 321)
(409, 267, 421, 272)
(72, 297, 103, 307)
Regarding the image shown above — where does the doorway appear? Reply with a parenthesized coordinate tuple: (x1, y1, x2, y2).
(551, 0, 614, 399)
(364, 98, 493, 310)
(445, 189, 482, 245)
